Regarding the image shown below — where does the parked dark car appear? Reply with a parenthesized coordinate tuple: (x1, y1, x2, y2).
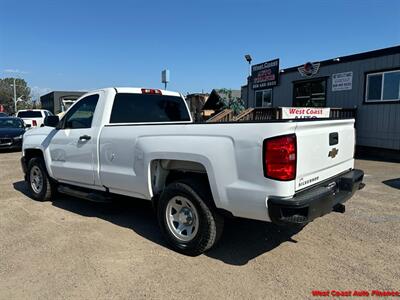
(0, 117, 25, 150)
(0, 112, 9, 117)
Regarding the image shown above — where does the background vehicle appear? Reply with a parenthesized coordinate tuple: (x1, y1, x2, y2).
(0, 117, 25, 150)
(21, 87, 364, 255)
(16, 109, 53, 128)
(40, 91, 85, 115)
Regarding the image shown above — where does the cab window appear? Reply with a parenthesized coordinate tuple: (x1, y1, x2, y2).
(62, 95, 99, 129)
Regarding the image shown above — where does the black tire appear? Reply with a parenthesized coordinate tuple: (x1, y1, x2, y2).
(157, 178, 224, 256)
(26, 157, 56, 201)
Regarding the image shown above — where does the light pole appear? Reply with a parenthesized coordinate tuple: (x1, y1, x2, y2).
(12, 78, 17, 113)
(16, 97, 25, 110)
(245, 54, 252, 77)
(244, 54, 252, 107)
(10, 79, 29, 114)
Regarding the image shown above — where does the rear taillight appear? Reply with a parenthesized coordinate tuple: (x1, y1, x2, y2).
(263, 134, 296, 181)
(141, 88, 162, 95)
(32, 120, 37, 126)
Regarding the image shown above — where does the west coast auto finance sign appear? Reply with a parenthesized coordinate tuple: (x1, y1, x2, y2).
(281, 107, 330, 119)
(251, 59, 279, 89)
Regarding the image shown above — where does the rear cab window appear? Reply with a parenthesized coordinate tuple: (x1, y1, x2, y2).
(110, 93, 191, 124)
(17, 111, 43, 118)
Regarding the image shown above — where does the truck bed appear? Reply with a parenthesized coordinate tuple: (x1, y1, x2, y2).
(98, 118, 355, 221)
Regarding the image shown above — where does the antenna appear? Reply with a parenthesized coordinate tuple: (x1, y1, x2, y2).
(161, 69, 170, 90)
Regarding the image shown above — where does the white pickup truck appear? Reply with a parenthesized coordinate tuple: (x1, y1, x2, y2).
(16, 109, 53, 128)
(21, 87, 364, 255)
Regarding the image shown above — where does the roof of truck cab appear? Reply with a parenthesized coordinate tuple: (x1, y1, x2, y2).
(113, 87, 181, 97)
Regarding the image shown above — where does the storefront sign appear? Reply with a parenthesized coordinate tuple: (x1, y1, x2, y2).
(298, 62, 320, 77)
(332, 71, 353, 91)
(251, 59, 279, 89)
(281, 107, 330, 119)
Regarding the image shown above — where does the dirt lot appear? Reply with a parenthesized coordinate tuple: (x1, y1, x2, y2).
(0, 151, 399, 299)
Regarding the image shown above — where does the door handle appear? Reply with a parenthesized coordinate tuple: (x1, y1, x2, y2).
(79, 135, 91, 141)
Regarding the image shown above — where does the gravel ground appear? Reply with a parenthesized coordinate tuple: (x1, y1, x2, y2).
(0, 151, 399, 299)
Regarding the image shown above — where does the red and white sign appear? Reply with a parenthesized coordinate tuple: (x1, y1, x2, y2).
(298, 62, 320, 77)
(281, 107, 330, 119)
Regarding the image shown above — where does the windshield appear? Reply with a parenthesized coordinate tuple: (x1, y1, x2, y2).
(17, 111, 42, 118)
(0, 118, 24, 128)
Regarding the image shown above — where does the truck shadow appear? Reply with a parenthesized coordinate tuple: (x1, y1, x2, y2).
(382, 178, 400, 190)
(13, 180, 302, 266)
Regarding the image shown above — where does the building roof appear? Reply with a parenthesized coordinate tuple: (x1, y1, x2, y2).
(41, 91, 86, 98)
(282, 45, 400, 73)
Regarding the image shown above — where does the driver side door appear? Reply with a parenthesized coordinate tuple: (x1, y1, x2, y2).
(48, 94, 99, 186)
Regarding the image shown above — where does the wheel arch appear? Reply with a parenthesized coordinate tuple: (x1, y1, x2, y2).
(24, 148, 45, 163)
(23, 148, 54, 179)
(149, 159, 218, 210)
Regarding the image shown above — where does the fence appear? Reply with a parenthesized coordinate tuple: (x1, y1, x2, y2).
(206, 107, 357, 123)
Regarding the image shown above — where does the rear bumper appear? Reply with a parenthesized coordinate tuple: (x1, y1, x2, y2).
(268, 169, 364, 226)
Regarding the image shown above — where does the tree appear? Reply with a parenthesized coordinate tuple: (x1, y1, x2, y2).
(216, 88, 245, 115)
(0, 77, 32, 114)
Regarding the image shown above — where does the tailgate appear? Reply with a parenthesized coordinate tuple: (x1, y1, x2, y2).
(22, 118, 37, 127)
(295, 119, 355, 191)
(23, 119, 33, 126)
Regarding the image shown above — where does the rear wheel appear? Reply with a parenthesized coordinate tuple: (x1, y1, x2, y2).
(26, 157, 56, 201)
(157, 178, 224, 256)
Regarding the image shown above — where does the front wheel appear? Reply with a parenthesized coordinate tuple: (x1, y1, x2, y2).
(26, 157, 56, 201)
(157, 178, 224, 256)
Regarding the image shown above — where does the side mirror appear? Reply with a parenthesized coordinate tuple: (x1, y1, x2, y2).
(44, 115, 60, 127)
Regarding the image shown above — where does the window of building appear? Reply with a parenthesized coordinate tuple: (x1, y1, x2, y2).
(293, 79, 326, 107)
(366, 70, 400, 102)
(255, 89, 273, 107)
(62, 94, 99, 129)
(110, 93, 191, 123)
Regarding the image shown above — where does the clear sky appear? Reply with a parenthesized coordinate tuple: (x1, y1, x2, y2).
(0, 0, 399, 98)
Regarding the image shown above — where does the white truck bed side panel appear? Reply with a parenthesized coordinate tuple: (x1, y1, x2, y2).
(99, 122, 298, 221)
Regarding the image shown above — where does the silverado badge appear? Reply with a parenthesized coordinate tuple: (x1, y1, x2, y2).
(328, 148, 339, 158)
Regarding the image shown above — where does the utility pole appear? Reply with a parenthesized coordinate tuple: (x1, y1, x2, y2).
(13, 78, 17, 114)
